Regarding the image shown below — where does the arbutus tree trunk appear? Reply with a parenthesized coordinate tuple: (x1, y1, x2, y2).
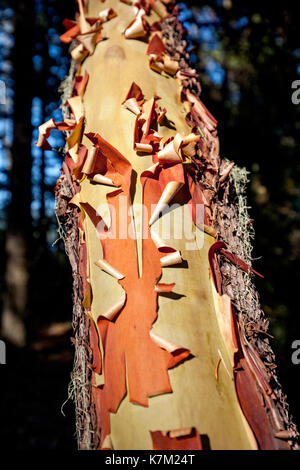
(49, 0, 299, 450)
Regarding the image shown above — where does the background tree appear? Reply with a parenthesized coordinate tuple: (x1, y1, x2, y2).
(0, 0, 76, 450)
(2, 0, 34, 346)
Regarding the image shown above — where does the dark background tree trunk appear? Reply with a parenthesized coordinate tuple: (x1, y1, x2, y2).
(2, 0, 35, 346)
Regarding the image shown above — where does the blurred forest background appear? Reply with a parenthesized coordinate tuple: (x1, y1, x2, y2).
(0, 0, 299, 450)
